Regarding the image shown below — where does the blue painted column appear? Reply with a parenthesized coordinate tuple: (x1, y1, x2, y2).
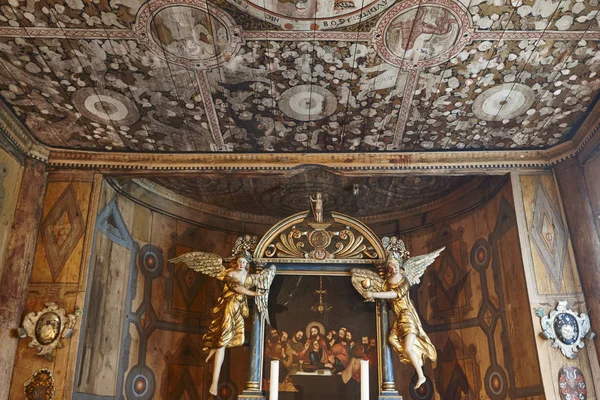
(379, 300, 403, 400)
(239, 304, 266, 400)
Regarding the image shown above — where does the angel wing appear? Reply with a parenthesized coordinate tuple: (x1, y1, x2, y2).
(402, 247, 445, 285)
(169, 251, 226, 279)
(351, 268, 385, 301)
(254, 265, 276, 325)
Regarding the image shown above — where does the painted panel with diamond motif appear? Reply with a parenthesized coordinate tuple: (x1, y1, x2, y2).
(519, 174, 582, 296)
(30, 181, 93, 284)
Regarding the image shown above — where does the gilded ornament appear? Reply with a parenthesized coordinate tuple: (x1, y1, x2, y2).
(19, 303, 81, 361)
(351, 238, 444, 389)
(169, 237, 276, 397)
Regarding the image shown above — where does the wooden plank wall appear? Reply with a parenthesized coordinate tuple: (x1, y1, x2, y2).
(70, 180, 248, 400)
(392, 180, 546, 400)
(6, 172, 99, 399)
(512, 171, 600, 399)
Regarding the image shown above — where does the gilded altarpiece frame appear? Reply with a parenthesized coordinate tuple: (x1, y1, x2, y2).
(239, 210, 403, 400)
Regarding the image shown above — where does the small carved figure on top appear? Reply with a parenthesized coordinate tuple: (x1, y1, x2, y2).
(310, 192, 324, 223)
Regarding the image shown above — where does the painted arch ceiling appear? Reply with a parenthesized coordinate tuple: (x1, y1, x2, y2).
(0, 0, 599, 154)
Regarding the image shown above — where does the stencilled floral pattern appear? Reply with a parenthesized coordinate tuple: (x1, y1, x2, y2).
(0, 0, 144, 29)
(406, 39, 600, 150)
(208, 40, 406, 151)
(0, 0, 599, 153)
(0, 36, 212, 151)
(462, 0, 600, 31)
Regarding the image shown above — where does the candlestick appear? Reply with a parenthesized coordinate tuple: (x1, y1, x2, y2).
(361, 359, 369, 400)
(270, 360, 279, 400)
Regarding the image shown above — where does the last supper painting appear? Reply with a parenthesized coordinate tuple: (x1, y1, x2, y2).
(263, 275, 379, 400)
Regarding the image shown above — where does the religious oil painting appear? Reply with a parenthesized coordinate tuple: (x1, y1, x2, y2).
(264, 274, 378, 400)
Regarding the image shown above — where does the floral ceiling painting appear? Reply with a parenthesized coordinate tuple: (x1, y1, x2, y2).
(0, 0, 598, 153)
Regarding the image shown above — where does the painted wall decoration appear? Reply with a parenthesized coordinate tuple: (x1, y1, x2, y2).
(263, 275, 379, 400)
(398, 182, 545, 399)
(537, 301, 594, 359)
(558, 366, 587, 400)
(68, 181, 248, 400)
(0, 0, 599, 153)
(40, 184, 85, 282)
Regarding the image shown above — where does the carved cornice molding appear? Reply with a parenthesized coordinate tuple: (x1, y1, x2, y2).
(45, 148, 560, 173)
(1, 97, 597, 172)
(0, 101, 49, 162)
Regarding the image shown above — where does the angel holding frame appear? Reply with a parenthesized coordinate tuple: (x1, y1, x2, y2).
(170, 250, 275, 396)
(351, 242, 444, 389)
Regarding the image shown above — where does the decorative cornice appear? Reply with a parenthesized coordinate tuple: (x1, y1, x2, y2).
(44, 148, 558, 173)
(0, 93, 596, 172)
(0, 101, 49, 162)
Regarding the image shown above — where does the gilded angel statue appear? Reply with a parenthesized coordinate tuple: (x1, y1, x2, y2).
(170, 251, 275, 396)
(351, 243, 444, 389)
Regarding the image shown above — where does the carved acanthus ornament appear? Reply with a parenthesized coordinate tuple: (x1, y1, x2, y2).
(265, 225, 378, 260)
(254, 204, 385, 263)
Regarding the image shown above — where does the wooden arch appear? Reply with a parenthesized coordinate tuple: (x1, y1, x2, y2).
(253, 210, 386, 264)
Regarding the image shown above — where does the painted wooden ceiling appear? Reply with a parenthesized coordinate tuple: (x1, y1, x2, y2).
(0, 0, 599, 153)
(128, 169, 506, 225)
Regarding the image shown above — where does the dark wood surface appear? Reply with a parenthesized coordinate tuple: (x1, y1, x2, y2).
(555, 157, 600, 361)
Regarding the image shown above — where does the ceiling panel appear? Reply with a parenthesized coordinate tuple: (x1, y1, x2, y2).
(0, 0, 598, 154)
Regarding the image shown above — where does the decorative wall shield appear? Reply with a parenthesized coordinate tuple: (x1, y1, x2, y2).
(536, 301, 594, 359)
(19, 303, 82, 361)
(558, 366, 587, 400)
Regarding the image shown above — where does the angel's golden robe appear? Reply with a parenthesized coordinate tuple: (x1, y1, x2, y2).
(203, 274, 252, 350)
(386, 278, 437, 366)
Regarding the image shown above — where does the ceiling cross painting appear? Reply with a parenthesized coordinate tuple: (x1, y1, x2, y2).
(0, 0, 598, 153)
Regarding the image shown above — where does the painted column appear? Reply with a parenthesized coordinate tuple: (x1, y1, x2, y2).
(379, 300, 402, 399)
(0, 159, 47, 400)
(239, 304, 266, 400)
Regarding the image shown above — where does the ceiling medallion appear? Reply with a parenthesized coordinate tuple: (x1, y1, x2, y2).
(372, 0, 473, 69)
(223, 0, 395, 30)
(536, 301, 595, 359)
(135, 0, 242, 70)
(279, 85, 338, 122)
(19, 303, 82, 361)
(72, 88, 140, 126)
(472, 83, 535, 121)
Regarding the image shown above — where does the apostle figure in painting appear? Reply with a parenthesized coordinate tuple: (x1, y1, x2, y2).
(351, 242, 444, 388)
(170, 251, 275, 396)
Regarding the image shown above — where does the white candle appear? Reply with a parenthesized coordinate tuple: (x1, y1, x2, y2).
(360, 359, 369, 400)
(270, 360, 279, 400)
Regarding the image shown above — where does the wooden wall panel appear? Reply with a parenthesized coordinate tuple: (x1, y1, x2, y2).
(6, 172, 100, 400)
(517, 174, 582, 296)
(582, 151, 600, 239)
(393, 180, 545, 400)
(67, 179, 248, 400)
(512, 171, 600, 400)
